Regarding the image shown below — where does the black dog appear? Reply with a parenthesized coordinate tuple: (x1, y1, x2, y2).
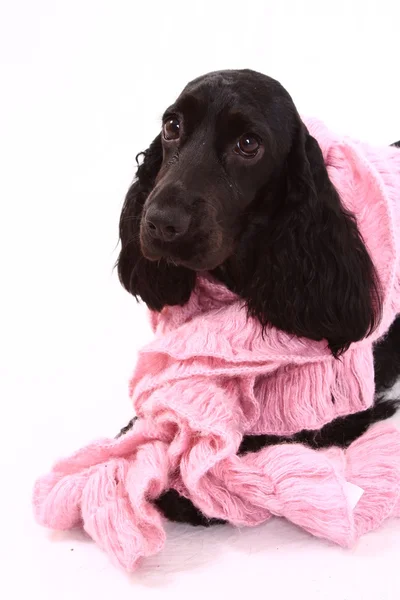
(117, 70, 400, 526)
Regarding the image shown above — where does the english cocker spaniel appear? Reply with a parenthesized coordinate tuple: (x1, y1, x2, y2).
(117, 69, 400, 526)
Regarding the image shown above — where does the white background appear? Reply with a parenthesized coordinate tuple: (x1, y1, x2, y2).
(1, 1, 400, 598)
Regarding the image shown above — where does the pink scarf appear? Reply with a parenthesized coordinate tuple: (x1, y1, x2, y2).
(33, 120, 400, 571)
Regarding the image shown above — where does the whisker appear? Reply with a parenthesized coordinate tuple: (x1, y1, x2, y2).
(122, 233, 141, 249)
(121, 215, 142, 223)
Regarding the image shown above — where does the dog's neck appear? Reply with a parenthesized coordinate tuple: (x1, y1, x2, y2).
(211, 263, 238, 292)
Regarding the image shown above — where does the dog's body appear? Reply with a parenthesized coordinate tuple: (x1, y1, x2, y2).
(117, 70, 400, 526)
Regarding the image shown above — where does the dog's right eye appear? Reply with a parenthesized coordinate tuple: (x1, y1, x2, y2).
(163, 117, 180, 141)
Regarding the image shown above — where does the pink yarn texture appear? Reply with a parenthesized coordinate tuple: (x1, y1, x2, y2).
(33, 120, 400, 571)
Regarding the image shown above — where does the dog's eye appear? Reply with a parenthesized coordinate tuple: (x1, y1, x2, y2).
(235, 134, 260, 157)
(163, 117, 180, 141)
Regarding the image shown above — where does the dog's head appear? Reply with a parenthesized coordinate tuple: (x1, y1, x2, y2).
(118, 69, 381, 356)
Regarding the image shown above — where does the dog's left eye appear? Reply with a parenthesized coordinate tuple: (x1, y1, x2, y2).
(235, 134, 260, 157)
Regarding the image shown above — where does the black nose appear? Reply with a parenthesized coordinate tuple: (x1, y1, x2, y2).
(145, 207, 191, 242)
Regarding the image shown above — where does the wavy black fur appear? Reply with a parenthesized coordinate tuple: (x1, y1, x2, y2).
(118, 135, 196, 310)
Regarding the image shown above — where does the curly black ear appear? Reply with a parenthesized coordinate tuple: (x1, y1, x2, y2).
(117, 134, 196, 310)
(242, 122, 382, 356)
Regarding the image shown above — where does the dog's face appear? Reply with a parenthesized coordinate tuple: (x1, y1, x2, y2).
(140, 70, 296, 270)
(118, 69, 381, 356)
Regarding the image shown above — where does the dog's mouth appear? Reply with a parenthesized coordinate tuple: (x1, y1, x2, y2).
(142, 250, 228, 272)
(140, 232, 232, 272)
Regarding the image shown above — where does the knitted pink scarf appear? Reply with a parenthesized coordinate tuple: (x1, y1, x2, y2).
(33, 120, 400, 571)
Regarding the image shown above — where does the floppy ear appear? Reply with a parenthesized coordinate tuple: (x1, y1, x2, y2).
(243, 122, 382, 356)
(117, 134, 196, 310)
